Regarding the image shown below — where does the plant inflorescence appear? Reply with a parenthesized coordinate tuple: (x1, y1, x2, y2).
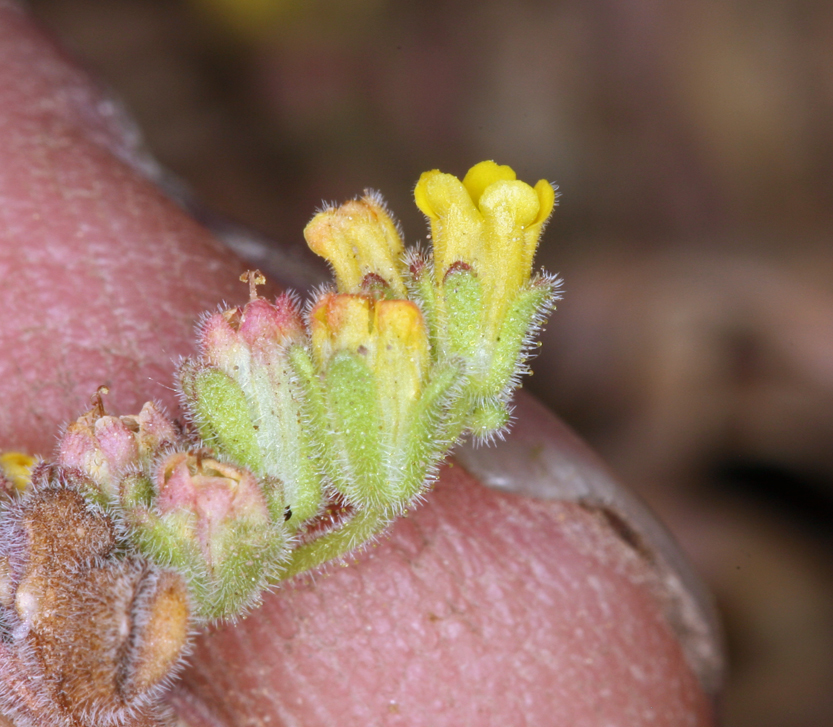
(0, 161, 558, 726)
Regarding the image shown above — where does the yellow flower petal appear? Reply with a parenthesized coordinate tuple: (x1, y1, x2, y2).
(0, 452, 35, 492)
(413, 161, 556, 348)
(374, 300, 430, 407)
(309, 293, 373, 366)
(414, 170, 483, 277)
(478, 179, 541, 236)
(533, 179, 556, 226)
(375, 300, 429, 370)
(304, 194, 407, 297)
(462, 161, 516, 207)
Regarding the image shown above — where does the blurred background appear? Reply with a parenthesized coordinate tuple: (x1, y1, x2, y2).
(27, 1, 833, 725)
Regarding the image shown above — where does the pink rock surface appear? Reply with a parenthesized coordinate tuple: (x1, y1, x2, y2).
(174, 461, 712, 727)
(0, 1, 245, 454)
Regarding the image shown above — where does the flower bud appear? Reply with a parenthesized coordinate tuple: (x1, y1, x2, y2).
(304, 192, 407, 298)
(131, 451, 289, 620)
(298, 293, 459, 512)
(57, 394, 179, 505)
(59, 410, 138, 500)
(181, 290, 323, 526)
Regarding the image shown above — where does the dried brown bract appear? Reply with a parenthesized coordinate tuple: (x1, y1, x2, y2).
(0, 475, 190, 727)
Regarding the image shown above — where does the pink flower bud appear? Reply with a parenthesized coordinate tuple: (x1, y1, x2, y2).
(198, 293, 305, 374)
(59, 411, 139, 498)
(141, 452, 287, 620)
(238, 294, 305, 351)
(179, 290, 321, 529)
(58, 398, 179, 503)
(156, 452, 270, 540)
(198, 306, 247, 369)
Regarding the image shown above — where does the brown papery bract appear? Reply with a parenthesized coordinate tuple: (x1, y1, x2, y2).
(0, 484, 190, 726)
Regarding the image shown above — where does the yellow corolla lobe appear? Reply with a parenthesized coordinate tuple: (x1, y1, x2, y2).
(310, 294, 429, 384)
(414, 161, 555, 332)
(304, 193, 407, 297)
(0, 452, 36, 492)
(414, 161, 554, 289)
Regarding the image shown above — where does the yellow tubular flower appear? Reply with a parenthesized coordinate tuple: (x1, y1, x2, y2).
(415, 161, 554, 284)
(414, 160, 555, 336)
(304, 194, 408, 298)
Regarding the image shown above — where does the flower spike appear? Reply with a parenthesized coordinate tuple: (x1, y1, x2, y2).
(0, 161, 561, 723)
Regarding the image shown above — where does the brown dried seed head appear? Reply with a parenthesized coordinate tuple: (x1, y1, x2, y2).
(0, 557, 13, 608)
(20, 488, 116, 568)
(0, 486, 191, 726)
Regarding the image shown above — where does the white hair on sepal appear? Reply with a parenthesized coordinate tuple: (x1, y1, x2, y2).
(302, 281, 337, 317)
(401, 244, 434, 286)
(312, 199, 342, 217)
(191, 299, 238, 355)
(468, 399, 516, 448)
(508, 273, 561, 381)
(275, 286, 304, 313)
